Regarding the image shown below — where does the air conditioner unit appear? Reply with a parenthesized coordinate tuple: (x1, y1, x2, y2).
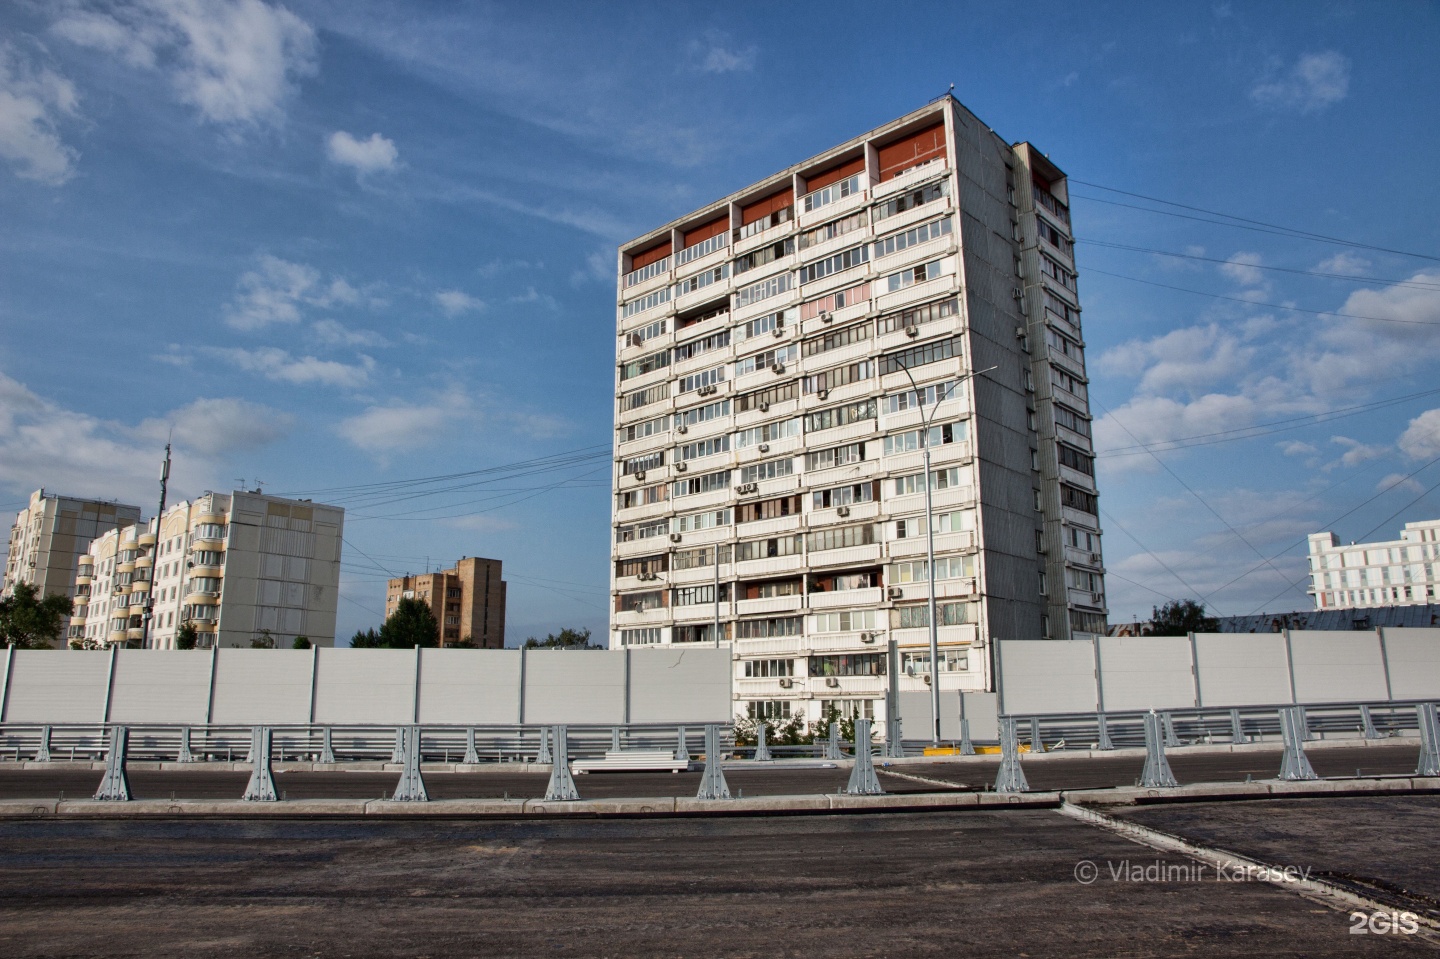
(817, 389, 829, 400)
(771, 363, 785, 374)
(1012, 288, 1024, 299)
(758, 443, 770, 453)
(1089, 552, 1101, 565)
(676, 424, 688, 434)
(923, 674, 932, 685)
(820, 310, 832, 323)
(825, 677, 840, 688)
(905, 327, 919, 338)
(674, 462, 687, 472)
(758, 401, 770, 412)
(634, 470, 646, 482)
(887, 587, 903, 600)
(670, 533, 683, 543)
(778, 677, 793, 688)
(859, 632, 875, 644)
(836, 506, 851, 517)
(772, 327, 784, 338)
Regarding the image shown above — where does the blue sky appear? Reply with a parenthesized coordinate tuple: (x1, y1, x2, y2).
(2, 0, 1438, 641)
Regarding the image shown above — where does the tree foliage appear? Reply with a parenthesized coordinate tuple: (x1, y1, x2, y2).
(292, 636, 312, 649)
(250, 629, 276, 649)
(349, 627, 381, 648)
(1143, 599, 1220, 636)
(174, 621, 199, 650)
(0, 583, 73, 649)
(523, 627, 599, 649)
(380, 597, 440, 649)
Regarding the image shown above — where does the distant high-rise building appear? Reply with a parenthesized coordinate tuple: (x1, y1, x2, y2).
(70, 491, 344, 649)
(385, 556, 506, 648)
(4, 489, 142, 638)
(609, 97, 1106, 722)
(1308, 519, 1440, 610)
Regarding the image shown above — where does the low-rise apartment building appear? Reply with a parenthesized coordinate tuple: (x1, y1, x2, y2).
(1308, 519, 1440, 610)
(385, 556, 506, 648)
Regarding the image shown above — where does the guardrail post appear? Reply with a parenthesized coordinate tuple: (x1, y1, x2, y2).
(1298, 705, 1313, 741)
(958, 717, 975, 755)
(1277, 707, 1317, 781)
(1229, 708, 1244, 744)
(610, 726, 621, 752)
(93, 726, 130, 801)
(390, 726, 404, 764)
(1360, 704, 1381, 740)
(1029, 716, 1044, 754)
(696, 724, 731, 800)
(177, 726, 195, 763)
(994, 718, 1028, 794)
(543, 725, 579, 801)
(1140, 711, 1178, 788)
(823, 722, 841, 760)
(392, 726, 428, 802)
(845, 719, 884, 795)
(537, 726, 553, 764)
(463, 726, 479, 765)
(1416, 703, 1440, 777)
(674, 726, 690, 763)
(36, 724, 51, 762)
(753, 721, 772, 761)
(884, 640, 904, 759)
(243, 726, 278, 801)
(1096, 712, 1114, 751)
(319, 726, 335, 763)
(1161, 711, 1181, 747)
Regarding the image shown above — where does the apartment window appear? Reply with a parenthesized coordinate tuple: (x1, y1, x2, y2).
(881, 335, 960, 374)
(803, 321, 872, 357)
(619, 349, 671, 381)
(734, 417, 801, 449)
(900, 647, 970, 673)
(736, 201, 794, 241)
(672, 469, 731, 499)
(1033, 180, 1070, 225)
(810, 570, 880, 592)
(888, 555, 975, 583)
(678, 435, 730, 462)
(623, 319, 668, 349)
(674, 508, 733, 533)
(674, 399, 730, 430)
(736, 535, 803, 561)
(873, 179, 950, 223)
(188, 576, 221, 594)
(808, 652, 886, 677)
(673, 544, 733, 570)
(873, 217, 952, 259)
(743, 659, 795, 678)
(737, 457, 794, 485)
(810, 609, 877, 633)
(673, 329, 730, 363)
(1051, 368, 1087, 400)
(1061, 484, 1098, 515)
(1037, 217, 1072, 256)
(675, 302, 729, 333)
(623, 286, 670, 318)
(1038, 570, 1048, 596)
(615, 517, 669, 543)
(193, 524, 225, 541)
(894, 509, 973, 537)
(812, 482, 878, 509)
(805, 524, 879, 552)
(735, 272, 794, 309)
(1057, 443, 1095, 477)
(804, 399, 876, 433)
(678, 365, 725, 395)
(799, 210, 869, 250)
(624, 248, 671, 288)
(737, 616, 804, 639)
(192, 550, 222, 567)
(672, 264, 729, 299)
(746, 700, 792, 719)
(673, 584, 730, 606)
(621, 451, 664, 475)
(884, 379, 959, 415)
(736, 380, 799, 413)
(1067, 569, 1103, 592)
(802, 359, 871, 394)
(1066, 527, 1100, 551)
(621, 414, 669, 443)
(1053, 403, 1091, 438)
(733, 238, 794, 275)
(617, 590, 665, 613)
(1044, 289, 1080, 328)
(623, 382, 670, 411)
(799, 244, 869, 285)
(743, 578, 801, 599)
(805, 442, 866, 471)
(741, 307, 796, 339)
(620, 628, 662, 646)
(1047, 327, 1085, 364)
(802, 173, 863, 213)
(1070, 610, 1106, 634)
(677, 231, 728, 266)
(883, 421, 968, 456)
(801, 281, 870, 320)
(735, 343, 798, 377)
(738, 495, 801, 523)
(1040, 254, 1077, 292)
(618, 484, 667, 509)
(875, 297, 958, 338)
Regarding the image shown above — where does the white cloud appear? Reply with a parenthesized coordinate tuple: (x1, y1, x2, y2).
(52, 0, 317, 129)
(1219, 251, 1266, 288)
(135, 396, 292, 456)
(311, 318, 388, 348)
(1398, 409, 1440, 461)
(509, 286, 557, 309)
(1278, 440, 1318, 457)
(1097, 324, 1255, 397)
(1251, 51, 1350, 114)
(693, 32, 757, 74)
(1316, 252, 1372, 276)
(223, 255, 368, 330)
(204, 346, 375, 388)
(326, 130, 398, 175)
(336, 392, 467, 457)
(0, 43, 80, 185)
(435, 289, 485, 317)
(1376, 473, 1424, 495)
(1329, 435, 1386, 468)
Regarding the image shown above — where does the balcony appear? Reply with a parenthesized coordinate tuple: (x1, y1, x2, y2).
(808, 544, 882, 568)
(887, 531, 976, 560)
(735, 594, 803, 616)
(808, 586, 882, 610)
(736, 554, 804, 578)
(872, 162, 949, 200)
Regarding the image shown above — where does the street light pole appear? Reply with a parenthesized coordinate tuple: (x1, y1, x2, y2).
(895, 362, 996, 747)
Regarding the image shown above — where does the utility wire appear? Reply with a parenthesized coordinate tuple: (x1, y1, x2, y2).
(1080, 238, 1440, 291)
(1098, 507, 1211, 608)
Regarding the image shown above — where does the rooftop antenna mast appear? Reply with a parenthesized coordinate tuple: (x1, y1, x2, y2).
(141, 441, 171, 649)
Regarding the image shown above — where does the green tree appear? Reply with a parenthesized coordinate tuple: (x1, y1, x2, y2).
(1143, 599, 1220, 637)
(350, 627, 381, 648)
(292, 636, 312, 649)
(0, 583, 74, 649)
(523, 627, 598, 649)
(378, 597, 440, 649)
(174, 622, 199, 650)
(250, 629, 276, 649)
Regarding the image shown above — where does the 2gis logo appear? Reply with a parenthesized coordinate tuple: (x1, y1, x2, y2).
(1349, 910, 1420, 936)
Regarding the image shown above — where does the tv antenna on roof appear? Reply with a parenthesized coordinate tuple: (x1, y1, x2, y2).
(235, 478, 247, 492)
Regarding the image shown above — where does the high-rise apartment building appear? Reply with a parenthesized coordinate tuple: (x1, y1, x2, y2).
(3, 490, 142, 623)
(70, 491, 344, 649)
(1308, 519, 1440, 610)
(609, 98, 1106, 721)
(385, 556, 507, 648)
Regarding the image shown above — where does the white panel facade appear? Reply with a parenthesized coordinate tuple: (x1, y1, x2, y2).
(107, 649, 211, 723)
(2, 650, 111, 722)
(312, 648, 415, 724)
(627, 646, 732, 723)
(1096, 636, 1195, 712)
(208, 649, 313, 724)
(1382, 627, 1440, 700)
(997, 639, 1097, 715)
(524, 650, 626, 724)
(1289, 631, 1389, 703)
(416, 648, 523, 724)
(1193, 634, 1292, 707)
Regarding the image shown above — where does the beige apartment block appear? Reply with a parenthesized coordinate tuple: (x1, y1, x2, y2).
(70, 491, 344, 649)
(385, 556, 507, 648)
(3, 490, 142, 633)
(1308, 519, 1440, 610)
(610, 97, 1106, 723)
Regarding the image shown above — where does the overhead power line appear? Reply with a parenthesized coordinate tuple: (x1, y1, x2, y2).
(1080, 239, 1440, 291)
